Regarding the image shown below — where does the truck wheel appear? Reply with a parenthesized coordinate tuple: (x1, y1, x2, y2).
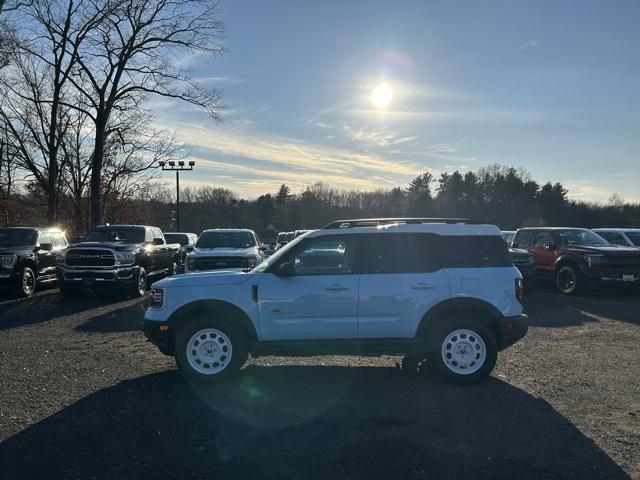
(132, 267, 147, 297)
(175, 316, 248, 384)
(16, 267, 36, 297)
(432, 321, 497, 385)
(556, 265, 583, 295)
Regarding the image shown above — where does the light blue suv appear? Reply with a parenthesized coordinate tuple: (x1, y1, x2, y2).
(143, 218, 528, 384)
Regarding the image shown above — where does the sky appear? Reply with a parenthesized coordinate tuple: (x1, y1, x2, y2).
(152, 0, 640, 202)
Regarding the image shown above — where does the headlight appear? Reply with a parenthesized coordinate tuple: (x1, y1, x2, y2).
(247, 256, 260, 268)
(585, 254, 607, 267)
(0, 254, 16, 270)
(149, 287, 164, 308)
(115, 251, 136, 265)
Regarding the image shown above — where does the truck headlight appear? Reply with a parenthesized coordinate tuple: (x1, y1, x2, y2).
(115, 251, 136, 265)
(149, 287, 164, 308)
(0, 254, 16, 270)
(585, 254, 607, 267)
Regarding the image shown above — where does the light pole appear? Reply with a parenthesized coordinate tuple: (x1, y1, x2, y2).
(159, 160, 195, 231)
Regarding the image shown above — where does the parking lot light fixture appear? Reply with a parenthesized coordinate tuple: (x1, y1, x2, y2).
(160, 160, 196, 231)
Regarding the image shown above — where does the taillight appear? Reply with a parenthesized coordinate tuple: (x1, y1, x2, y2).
(515, 278, 525, 301)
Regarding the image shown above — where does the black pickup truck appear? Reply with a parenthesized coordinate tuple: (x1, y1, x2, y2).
(57, 225, 181, 297)
(0, 227, 68, 297)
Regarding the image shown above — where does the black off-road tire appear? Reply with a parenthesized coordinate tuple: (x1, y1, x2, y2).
(556, 264, 584, 295)
(131, 267, 147, 297)
(175, 316, 248, 384)
(16, 266, 37, 297)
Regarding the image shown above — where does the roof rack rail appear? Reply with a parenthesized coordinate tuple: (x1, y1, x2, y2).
(322, 217, 471, 229)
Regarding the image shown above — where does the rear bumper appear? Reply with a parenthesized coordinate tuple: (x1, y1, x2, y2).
(142, 320, 173, 355)
(498, 314, 529, 350)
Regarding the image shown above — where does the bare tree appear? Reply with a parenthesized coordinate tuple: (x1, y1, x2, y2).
(65, 0, 225, 227)
(0, 0, 110, 222)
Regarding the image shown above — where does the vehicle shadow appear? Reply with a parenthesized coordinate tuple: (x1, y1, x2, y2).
(74, 300, 147, 333)
(0, 289, 142, 331)
(523, 283, 640, 328)
(0, 366, 629, 480)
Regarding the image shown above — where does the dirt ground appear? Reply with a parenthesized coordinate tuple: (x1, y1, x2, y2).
(0, 284, 638, 480)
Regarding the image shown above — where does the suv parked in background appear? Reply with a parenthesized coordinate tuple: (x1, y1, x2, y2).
(513, 227, 640, 294)
(144, 218, 528, 385)
(592, 228, 640, 248)
(58, 225, 181, 297)
(164, 232, 198, 272)
(0, 227, 67, 297)
(185, 229, 265, 272)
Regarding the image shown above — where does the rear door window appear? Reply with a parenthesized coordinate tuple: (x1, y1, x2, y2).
(435, 236, 512, 268)
(354, 234, 440, 274)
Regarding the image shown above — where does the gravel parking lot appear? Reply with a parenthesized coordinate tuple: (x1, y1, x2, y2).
(0, 285, 638, 480)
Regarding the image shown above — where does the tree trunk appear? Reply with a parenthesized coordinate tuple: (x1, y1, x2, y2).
(90, 121, 106, 227)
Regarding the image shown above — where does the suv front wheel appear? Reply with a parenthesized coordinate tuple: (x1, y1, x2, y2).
(175, 316, 248, 384)
(432, 322, 497, 384)
(556, 264, 584, 295)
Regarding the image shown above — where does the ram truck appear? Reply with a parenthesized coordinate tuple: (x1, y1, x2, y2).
(57, 225, 181, 296)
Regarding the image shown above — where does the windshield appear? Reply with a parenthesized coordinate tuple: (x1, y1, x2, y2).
(276, 232, 286, 242)
(250, 234, 306, 273)
(84, 227, 146, 243)
(164, 233, 188, 246)
(556, 229, 609, 247)
(196, 231, 256, 249)
(626, 232, 640, 247)
(0, 228, 37, 247)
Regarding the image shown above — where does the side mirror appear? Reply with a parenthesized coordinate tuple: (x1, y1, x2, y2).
(38, 243, 53, 251)
(153, 238, 164, 246)
(185, 245, 194, 252)
(544, 243, 556, 251)
(276, 261, 296, 277)
(511, 242, 519, 249)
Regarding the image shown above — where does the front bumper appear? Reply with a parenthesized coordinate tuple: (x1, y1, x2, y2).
(0, 271, 19, 286)
(57, 265, 140, 287)
(583, 268, 640, 287)
(498, 314, 529, 350)
(142, 319, 173, 355)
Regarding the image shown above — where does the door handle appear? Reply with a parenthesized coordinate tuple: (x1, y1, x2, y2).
(411, 283, 435, 290)
(325, 284, 350, 291)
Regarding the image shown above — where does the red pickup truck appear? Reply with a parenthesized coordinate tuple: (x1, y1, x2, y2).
(512, 227, 640, 294)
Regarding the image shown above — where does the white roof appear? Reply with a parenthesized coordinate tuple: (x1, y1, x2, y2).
(201, 228, 255, 234)
(307, 222, 502, 237)
(592, 228, 640, 232)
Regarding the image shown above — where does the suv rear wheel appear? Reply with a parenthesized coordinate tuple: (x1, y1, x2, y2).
(175, 316, 248, 384)
(556, 264, 584, 295)
(432, 322, 497, 384)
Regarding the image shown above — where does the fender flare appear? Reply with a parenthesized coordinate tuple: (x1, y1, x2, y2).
(416, 297, 504, 347)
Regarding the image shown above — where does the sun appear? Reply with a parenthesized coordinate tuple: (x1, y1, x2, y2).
(370, 82, 394, 109)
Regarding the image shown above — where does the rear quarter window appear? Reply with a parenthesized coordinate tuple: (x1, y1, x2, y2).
(435, 236, 512, 268)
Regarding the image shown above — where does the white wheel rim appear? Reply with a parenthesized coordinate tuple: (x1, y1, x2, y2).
(186, 328, 233, 375)
(441, 328, 486, 375)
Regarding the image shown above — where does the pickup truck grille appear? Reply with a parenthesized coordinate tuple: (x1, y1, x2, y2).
(604, 256, 640, 268)
(66, 249, 115, 267)
(195, 256, 248, 270)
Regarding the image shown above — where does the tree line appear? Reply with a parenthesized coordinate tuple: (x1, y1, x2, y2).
(0, 0, 224, 229)
(3, 163, 637, 239)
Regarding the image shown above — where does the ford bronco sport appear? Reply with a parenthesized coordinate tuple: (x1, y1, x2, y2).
(143, 218, 528, 384)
